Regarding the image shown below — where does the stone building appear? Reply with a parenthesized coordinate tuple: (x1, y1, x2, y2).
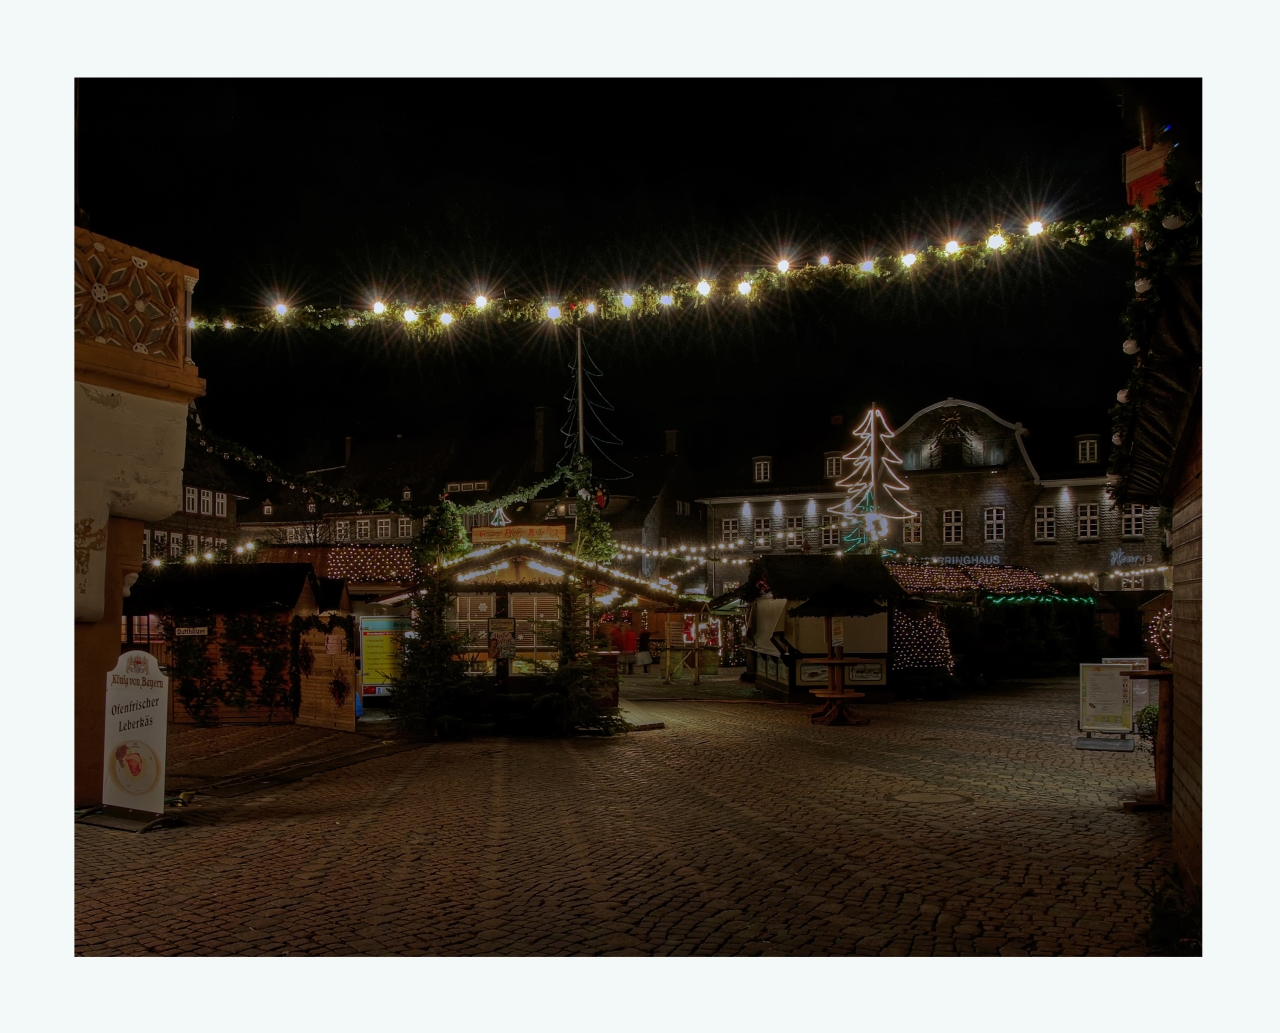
(697, 398, 1169, 597)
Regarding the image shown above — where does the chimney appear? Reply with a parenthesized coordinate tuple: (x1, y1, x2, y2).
(344, 435, 352, 465)
(664, 429, 678, 454)
(534, 407, 547, 473)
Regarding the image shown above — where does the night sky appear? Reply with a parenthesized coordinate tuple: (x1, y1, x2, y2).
(76, 78, 1200, 478)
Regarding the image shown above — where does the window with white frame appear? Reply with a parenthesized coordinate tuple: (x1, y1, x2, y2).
(675, 500, 690, 516)
(1078, 438, 1099, 463)
(356, 519, 370, 540)
(1078, 503, 1100, 538)
(1034, 506, 1056, 540)
(262, 502, 273, 516)
(984, 507, 1005, 542)
(186, 534, 198, 555)
(721, 518, 739, 543)
(1120, 574, 1144, 591)
(169, 536, 182, 558)
(784, 516, 805, 548)
(336, 520, 350, 541)
(398, 517, 412, 538)
(1121, 503, 1145, 537)
(753, 517, 772, 547)
(215, 492, 227, 518)
(152, 530, 167, 553)
(475, 480, 488, 491)
(461, 482, 474, 491)
(824, 456, 841, 478)
(446, 482, 461, 492)
(821, 515, 841, 546)
(943, 509, 963, 543)
(215, 538, 227, 552)
(184, 486, 198, 513)
(286, 527, 298, 543)
(307, 500, 316, 514)
(200, 489, 213, 516)
(753, 460, 771, 483)
(903, 515, 921, 544)
(402, 488, 412, 501)
(377, 518, 391, 538)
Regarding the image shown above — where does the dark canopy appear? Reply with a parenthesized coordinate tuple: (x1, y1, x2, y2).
(124, 563, 326, 617)
(726, 555, 906, 617)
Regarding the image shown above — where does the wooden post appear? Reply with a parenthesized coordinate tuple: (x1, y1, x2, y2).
(1155, 676, 1174, 807)
(824, 615, 835, 695)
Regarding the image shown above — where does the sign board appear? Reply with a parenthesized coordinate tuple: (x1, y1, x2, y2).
(1104, 657, 1151, 713)
(487, 618, 517, 660)
(846, 659, 886, 685)
(1079, 664, 1134, 733)
(831, 618, 844, 648)
(102, 651, 169, 818)
(173, 626, 208, 637)
(471, 525, 568, 543)
(360, 616, 412, 694)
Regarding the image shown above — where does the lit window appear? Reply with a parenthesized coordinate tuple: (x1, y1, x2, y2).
(753, 517, 772, 547)
(1120, 574, 1145, 591)
(1078, 438, 1099, 464)
(943, 509, 963, 544)
(307, 500, 316, 514)
(721, 518, 739, 543)
(262, 502, 273, 516)
(822, 515, 841, 546)
(824, 456, 841, 478)
(186, 534, 198, 555)
(1121, 503, 1145, 537)
(475, 480, 488, 491)
(402, 488, 412, 501)
(903, 516, 921, 544)
(185, 486, 198, 513)
(377, 518, 391, 538)
(215, 492, 227, 518)
(336, 520, 350, 541)
(984, 507, 1005, 542)
(398, 517, 412, 538)
(200, 489, 213, 515)
(356, 519, 371, 540)
(753, 460, 771, 483)
(169, 537, 183, 559)
(1034, 506, 1056, 540)
(446, 482, 461, 493)
(1078, 504, 1100, 538)
(784, 516, 805, 548)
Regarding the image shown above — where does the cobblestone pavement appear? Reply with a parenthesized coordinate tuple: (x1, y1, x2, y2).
(75, 678, 1170, 956)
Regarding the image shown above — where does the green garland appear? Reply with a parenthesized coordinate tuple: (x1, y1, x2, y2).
(289, 613, 357, 716)
(190, 213, 1151, 342)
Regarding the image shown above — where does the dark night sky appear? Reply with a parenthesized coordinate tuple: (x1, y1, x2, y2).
(76, 78, 1200, 477)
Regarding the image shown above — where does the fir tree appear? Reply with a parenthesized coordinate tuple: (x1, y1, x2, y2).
(533, 576, 626, 736)
(388, 565, 474, 737)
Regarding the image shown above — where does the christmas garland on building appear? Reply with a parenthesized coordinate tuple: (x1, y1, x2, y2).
(189, 212, 1153, 342)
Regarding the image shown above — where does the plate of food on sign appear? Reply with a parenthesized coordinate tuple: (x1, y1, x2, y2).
(110, 741, 159, 794)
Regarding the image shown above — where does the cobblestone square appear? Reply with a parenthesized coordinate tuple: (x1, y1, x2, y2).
(75, 677, 1170, 956)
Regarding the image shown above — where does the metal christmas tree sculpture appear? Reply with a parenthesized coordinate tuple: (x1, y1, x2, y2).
(829, 405, 916, 554)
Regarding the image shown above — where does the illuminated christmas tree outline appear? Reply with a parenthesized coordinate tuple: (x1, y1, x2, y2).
(827, 405, 917, 554)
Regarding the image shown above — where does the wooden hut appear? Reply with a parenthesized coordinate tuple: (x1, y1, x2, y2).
(122, 563, 357, 731)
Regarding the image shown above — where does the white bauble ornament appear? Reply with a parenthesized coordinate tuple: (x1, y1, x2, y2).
(1135, 279, 1152, 293)
(1117, 389, 1130, 403)
(1161, 214, 1185, 230)
(1112, 433, 1124, 446)
(1123, 338, 1140, 355)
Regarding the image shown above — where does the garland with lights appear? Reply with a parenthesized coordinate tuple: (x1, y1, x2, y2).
(190, 212, 1153, 342)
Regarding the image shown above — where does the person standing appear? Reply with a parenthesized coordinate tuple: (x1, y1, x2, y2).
(636, 628, 652, 674)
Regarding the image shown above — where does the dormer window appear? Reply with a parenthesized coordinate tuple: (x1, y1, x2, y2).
(446, 482, 460, 492)
(402, 487, 412, 501)
(475, 480, 488, 491)
(1077, 438, 1099, 464)
(823, 453, 842, 478)
(461, 482, 474, 491)
(262, 501, 273, 516)
(307, 500, 316, 514)
(753, 457, 772, 483)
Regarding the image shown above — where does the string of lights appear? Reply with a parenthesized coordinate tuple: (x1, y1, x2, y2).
(188, 211, 1152, 342)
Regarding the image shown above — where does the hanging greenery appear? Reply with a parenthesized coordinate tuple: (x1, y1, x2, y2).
(289, 613, 357, 718)
(387, 567, 474, 737)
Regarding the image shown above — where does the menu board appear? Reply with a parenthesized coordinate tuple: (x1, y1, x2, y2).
(1079, 664, 1133, 733)
(360, 616, 411, 693)
(102, 650, 169, 818)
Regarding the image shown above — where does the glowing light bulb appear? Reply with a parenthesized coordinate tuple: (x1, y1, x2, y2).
(777, 259, 789, 272)
(440, 312, 453, 325)
(372, 301, 386, 314)
(1124, 225, 1135, 236)
(246, 542, 254, 550)
(547, 305, 561, 319)
(696, 280, 711, 296)
(474, 295, 488, 309)
(204, 552, 213, 561)
(901, 253, 917, 267)
(151, 558, 162, 566)
(818, 255, 830, 266)
(186, 318, 196, 329)
(859, 260, 875, 273)
(585, 302, 597, 314)
(1027, 220, 1044, 236)
(186, 555, 196, 563)
(274, 303, 287, 316)
(737, 281, 751, 295)
(621, 293, 634, 308)
(346, 318, 355, 327)
(987, 234, 1005, 249)
(945, 240, 960, 254)
(659, 294, 673, 306)
(403, 309, 418, 322)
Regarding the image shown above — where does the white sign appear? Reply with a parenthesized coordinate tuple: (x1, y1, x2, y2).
(831, 618, 844, 648)
(1079, 663, 1133, 733)
(102, 650, 169, 817)
(1104, 657, 1151, 715)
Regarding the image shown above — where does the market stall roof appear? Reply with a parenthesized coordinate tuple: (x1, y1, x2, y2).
(886, 563, 1057, 598)
(124, 563, 337, 616)
(724, 555, 906, 613)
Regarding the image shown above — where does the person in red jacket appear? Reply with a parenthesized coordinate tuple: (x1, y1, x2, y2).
(618, 625, 637, 674)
